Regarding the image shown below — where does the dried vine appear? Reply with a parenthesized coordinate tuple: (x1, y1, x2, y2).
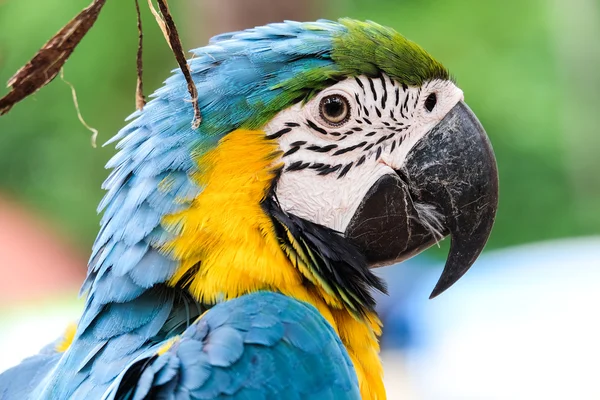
(0, 0, 201, 130)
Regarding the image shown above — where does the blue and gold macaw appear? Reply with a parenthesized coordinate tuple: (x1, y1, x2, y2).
(0, 19, 498, 399)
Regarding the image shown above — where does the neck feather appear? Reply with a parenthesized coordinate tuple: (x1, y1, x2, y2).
(163, 129, 386, 399)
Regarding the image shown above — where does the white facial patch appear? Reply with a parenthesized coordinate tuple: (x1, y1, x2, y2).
(264, 75, 464, 233)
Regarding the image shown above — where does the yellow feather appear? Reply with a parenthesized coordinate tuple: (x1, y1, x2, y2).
(164, 129, 385, 399)
(157, 336, 179, 356)
(55, 322, 77, 353)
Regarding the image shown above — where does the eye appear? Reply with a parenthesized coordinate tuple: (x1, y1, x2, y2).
(319, 94, 350, 126)
(424, 93, 437, 112)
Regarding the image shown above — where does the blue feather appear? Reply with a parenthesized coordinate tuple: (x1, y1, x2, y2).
(102, 292, 360, 400)
(203, 326, 244, 367)
(127, 249, 177, 288)
(0, 20, 365, 400)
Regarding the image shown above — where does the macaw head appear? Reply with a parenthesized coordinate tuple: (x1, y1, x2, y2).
(95, 18, 498, 399)
(263, 22, 498, 300)
(102, 18, 497, 307)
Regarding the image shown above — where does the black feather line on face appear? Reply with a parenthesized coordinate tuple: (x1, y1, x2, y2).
(317, 164, 342, 175)
(367, 77, 377, 101)
(414, 88, 421, 109)
(262, 196, 387, 317)
(338, 162, 353, 178)
(306, 144, 338, 153)
(333, 141, 366, 156)
(283, 146, 301, 157)
(266, 127, 292, 140)
(355, 77, 365, 94)
(286, 161, 310, 171)
(380, 75, 388, 109)
(376, 136, 386, 145)
(306, 120, 328, 135)
(354, 93, 362, 108)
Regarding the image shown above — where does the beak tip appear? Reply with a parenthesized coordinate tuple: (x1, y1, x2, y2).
(428, 288, 442, 300)
(428, 227, 494, 299)
(428, 279, 452, 299)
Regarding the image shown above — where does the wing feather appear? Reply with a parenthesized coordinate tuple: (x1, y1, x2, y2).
(109, 292, 360, 400)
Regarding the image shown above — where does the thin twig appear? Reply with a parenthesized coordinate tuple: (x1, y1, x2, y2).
(147, 0, 171, 49)
(155, 0, 202, 128)
(60, 69, 98, 148)
(134, 0, 146, 110)
(0, 0, 107, 115)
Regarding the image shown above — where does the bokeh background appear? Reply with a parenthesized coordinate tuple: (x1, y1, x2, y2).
(0, 0, 598, 398)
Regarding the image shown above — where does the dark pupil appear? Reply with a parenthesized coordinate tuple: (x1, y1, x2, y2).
(425, 93, 437, 112)
(324, 96, 345, 118)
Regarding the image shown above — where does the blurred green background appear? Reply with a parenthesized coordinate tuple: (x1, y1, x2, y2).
(1, 1, 598, 393)
(0, 0, 598, 255)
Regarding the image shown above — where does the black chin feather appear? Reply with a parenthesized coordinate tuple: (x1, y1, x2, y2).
(262, 196, 387, 317)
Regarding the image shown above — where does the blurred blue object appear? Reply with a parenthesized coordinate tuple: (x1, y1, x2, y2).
(377, 237, 600, 399)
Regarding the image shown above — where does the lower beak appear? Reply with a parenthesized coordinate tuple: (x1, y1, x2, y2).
(345, 101, 499, 298)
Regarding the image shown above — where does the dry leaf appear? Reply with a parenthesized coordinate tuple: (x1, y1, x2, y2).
(0, 0, 107, 115)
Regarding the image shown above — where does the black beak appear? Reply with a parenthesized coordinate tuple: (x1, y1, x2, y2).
(345, 101, 499, 298)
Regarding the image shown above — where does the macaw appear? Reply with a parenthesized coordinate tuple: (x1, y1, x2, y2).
(0, 19, 498, 400)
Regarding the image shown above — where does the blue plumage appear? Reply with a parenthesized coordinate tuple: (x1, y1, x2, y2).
(104, 292, 360, 400)
(0, 348, 62, 398)
(83, 19, 344, 316)
(0, 20, 365, 399)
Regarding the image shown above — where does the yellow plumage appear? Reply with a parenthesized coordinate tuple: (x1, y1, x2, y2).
(55, 322, 77, 353)
(164, 129, 385, 400)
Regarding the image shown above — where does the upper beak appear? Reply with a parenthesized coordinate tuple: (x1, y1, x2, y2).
(345, 101, 499, 298)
